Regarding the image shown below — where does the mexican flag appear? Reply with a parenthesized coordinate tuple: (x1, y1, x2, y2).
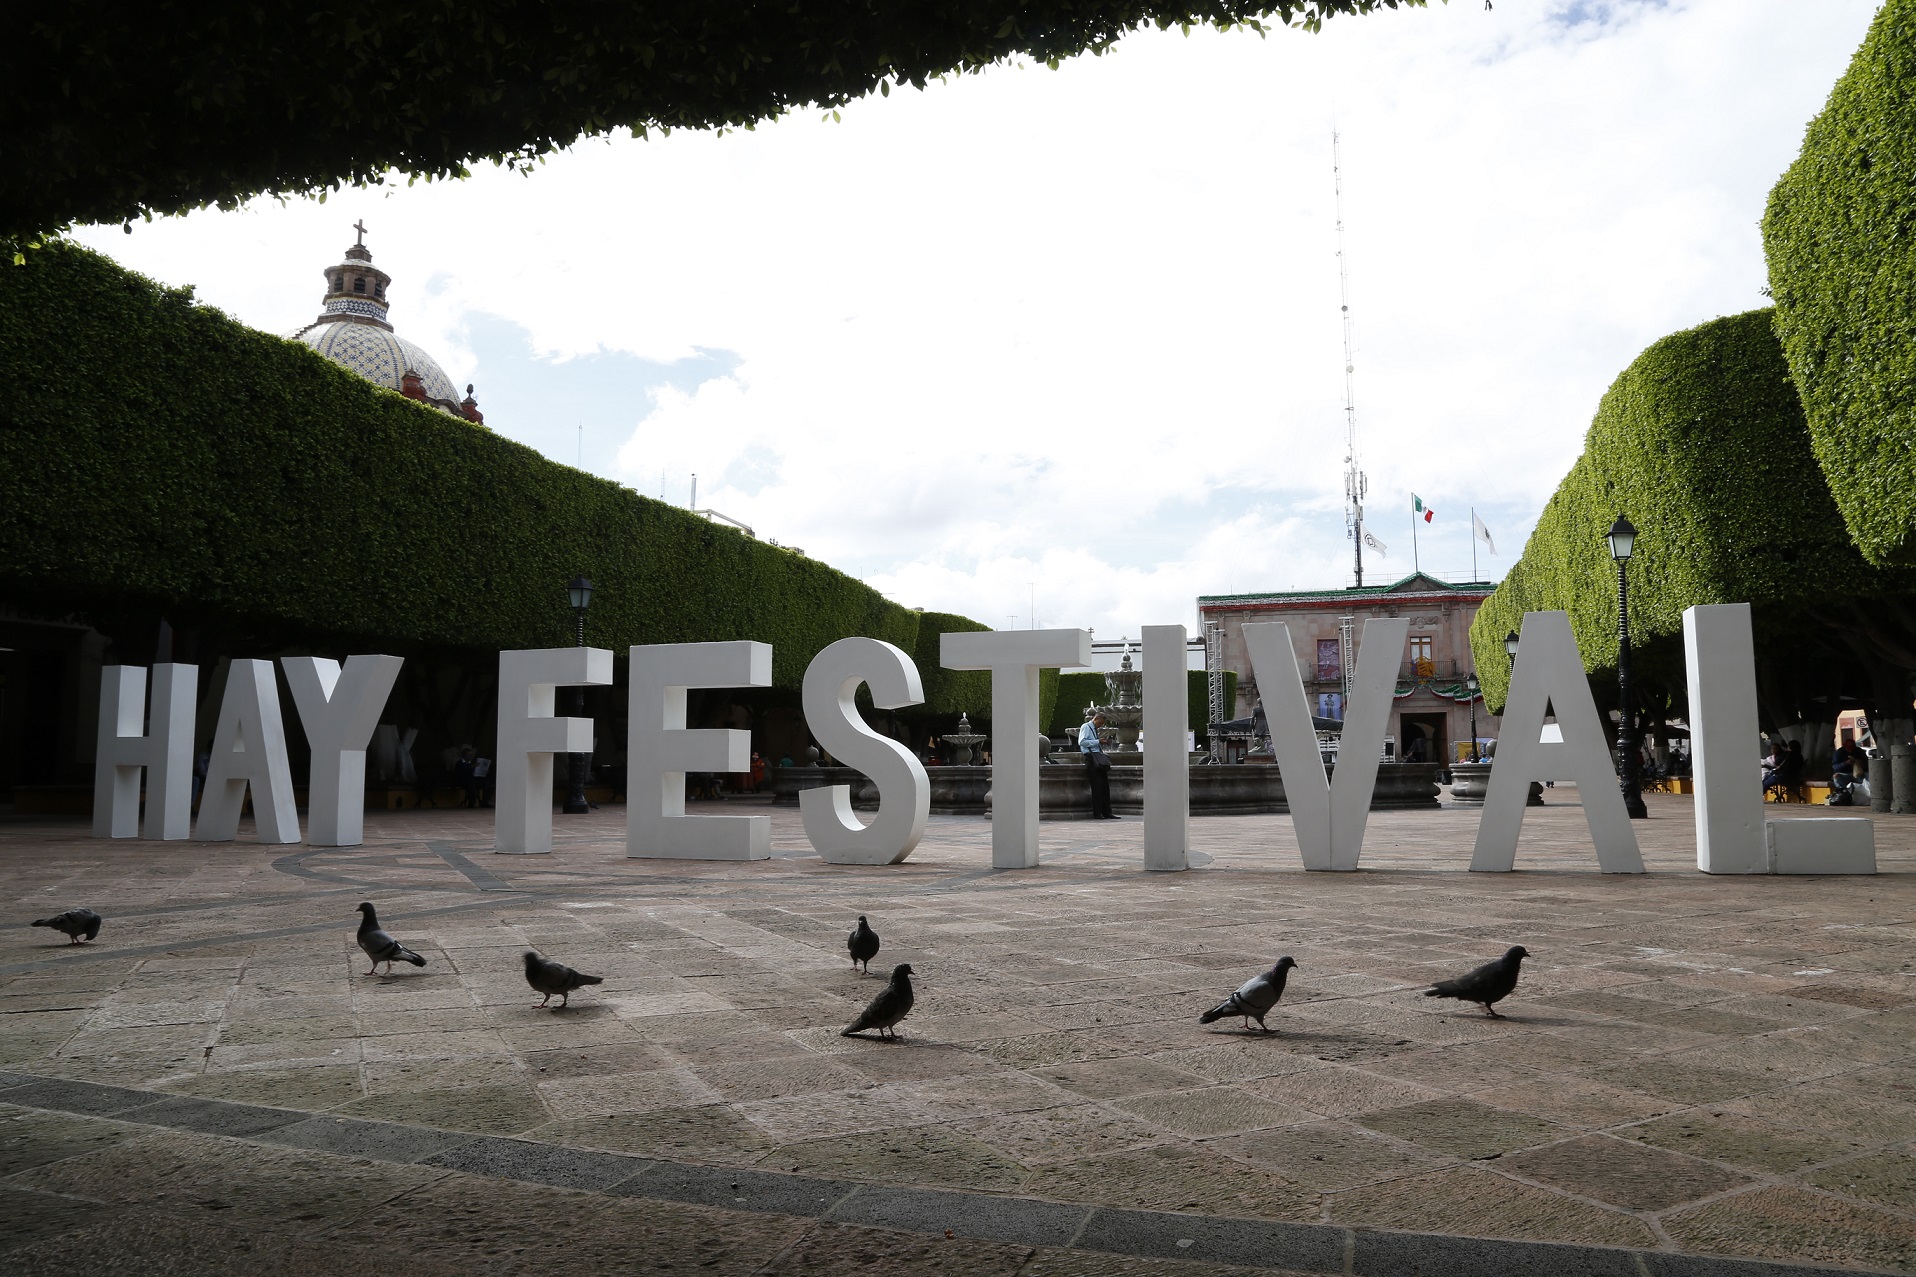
(1413, 494, 1434, 523)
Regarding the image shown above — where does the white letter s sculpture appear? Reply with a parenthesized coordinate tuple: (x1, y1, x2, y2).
(800, 637, 930, 864)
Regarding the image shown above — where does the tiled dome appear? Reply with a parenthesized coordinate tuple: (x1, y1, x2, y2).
(290, 224, 476, 419)
(296, 322, 461, 405)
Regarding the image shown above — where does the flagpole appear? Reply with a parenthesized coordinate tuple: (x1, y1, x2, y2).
(1471, 506, 1478, 583)
(1411, 501, 1419, 574)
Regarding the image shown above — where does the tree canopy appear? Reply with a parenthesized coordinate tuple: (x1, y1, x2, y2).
(3, 1, 1423, 246)
(1469, 309, 1916, 729)
(1764, 0, 1916, 567)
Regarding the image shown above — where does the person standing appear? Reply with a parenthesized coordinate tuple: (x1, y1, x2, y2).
(1079, 712, 1115, 819)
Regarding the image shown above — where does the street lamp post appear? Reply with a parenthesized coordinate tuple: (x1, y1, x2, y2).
(1466, 673, 1481, 763)
(1606, 517, 1648, 819)
(563, 575, 593, 815)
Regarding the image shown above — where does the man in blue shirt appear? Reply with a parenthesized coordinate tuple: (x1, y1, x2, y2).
(1079, 712, 1115, 819)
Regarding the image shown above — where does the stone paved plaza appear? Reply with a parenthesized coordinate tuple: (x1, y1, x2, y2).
(3, 793, 1915, 1275)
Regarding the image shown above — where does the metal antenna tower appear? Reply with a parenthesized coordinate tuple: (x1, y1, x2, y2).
(1334, 126, 1368, 587)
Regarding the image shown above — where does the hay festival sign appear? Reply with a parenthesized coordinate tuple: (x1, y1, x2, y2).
(91, 606, 1874, 875)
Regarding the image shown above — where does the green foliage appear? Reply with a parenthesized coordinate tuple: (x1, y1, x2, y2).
(912, 612, 992, 717)
(1048, 669, 1236, 737)
(1764, 0, 1916, 566)
(1469, 309, 1908, 710)
(0, 242, 993, 685)
(5, 2, 1427, 246)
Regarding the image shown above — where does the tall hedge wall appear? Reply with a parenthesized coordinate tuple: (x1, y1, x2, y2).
(1469, 309, 1908, 711)
(0, 242, 991, 691)
(1764, 0, 1916, 567)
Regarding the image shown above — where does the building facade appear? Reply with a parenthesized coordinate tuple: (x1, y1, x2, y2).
(1197, 573, 1498, 767)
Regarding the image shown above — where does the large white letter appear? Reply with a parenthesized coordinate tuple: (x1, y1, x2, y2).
(1683, 604, 1766, 874)
(496, 647, 614, 855)
(800, 638, 929, 865)
(197, 659, 300, 843)
(941, 629, 1092, 869)
(628, 641, 772, 860)
(92, 664, 196, 840)
(283, 655, 404, 848)
(1471, 611, 1644, 873)
(1141, 625, 1190, 872)
(1244, 617, 1407, 871)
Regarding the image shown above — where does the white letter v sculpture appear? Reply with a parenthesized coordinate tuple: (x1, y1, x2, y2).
(1243, 617, 1407, 871)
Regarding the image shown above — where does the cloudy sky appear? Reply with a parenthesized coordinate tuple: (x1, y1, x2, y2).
(74, 0, 1877, 639)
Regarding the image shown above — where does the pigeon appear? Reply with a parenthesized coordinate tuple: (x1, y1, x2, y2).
(1199, 957, 1297, 1033)
(523, 950, 604, 1009)
(32, 908, 102, 945)
(355, 902, 426, 975)
(1425, 945, 1530, 1018)
(847, 915, 880, 974)
(841, 963, 915, 1041)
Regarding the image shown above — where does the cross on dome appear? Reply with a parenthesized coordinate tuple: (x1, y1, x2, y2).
(353, 219, 368, 246)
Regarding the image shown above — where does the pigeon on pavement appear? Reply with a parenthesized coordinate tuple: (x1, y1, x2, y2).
(31, 908, 102, 945)
(523, 950, 604, 1009)
(842, 963, 915, 1041)
(847, 915, 880, 974)
(1199, 957, 1297, 1033)
(1425, 945, 1529, 1018)
(355, 902, 427, 975)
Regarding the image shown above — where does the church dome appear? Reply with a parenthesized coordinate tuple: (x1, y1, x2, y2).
(291, 224, 481, 422)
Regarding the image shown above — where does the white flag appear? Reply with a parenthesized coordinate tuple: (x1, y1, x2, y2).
(1472, 512, 1497, 555)
(1363, 530, 1388, 556)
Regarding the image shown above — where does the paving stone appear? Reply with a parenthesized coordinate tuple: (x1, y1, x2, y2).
(1023, 1142, 1317, 1220)
(0, 1185, 124, 1256)
(1327, 1166, 1657, 1248)
(1663, 1184, 1916, 1272)
(767, 1122, 1027, 1192)
(0, 1077, 162, 1117)
(121, 1095, 307, 1137)
(1038, 1058, 1211, 1099)
(1074, 1206, 1346, 1271)
(1246, 1066, 1440, 1118)
(256, 1113, 479, 1161)
(1356, 1099, 1565, 1161)
(828, 1183, 1087, 1246)
(531, 1103, 777, 1164)
(331, 1081, 548, 1134)
(1802, 1146, 1916, 1213)
(0, 1106, 142, 1175)
(968, 1102, 1164, 1167)
(1498, 1133, 1752, 1211)
(1618, 1110, 1866, 1175)
(1349, 1229, 1643, 1277)
(423, 1134, 648, 1190)
(1022, 1250, 1316, 1277)
(1219, 1120, 1451, 1191)
(156, 1065, 362, 1110)
(758, 1220, 1035, 1276)
(618, 1161, 855, 1215)
(1114, 1087, 1316, 1137)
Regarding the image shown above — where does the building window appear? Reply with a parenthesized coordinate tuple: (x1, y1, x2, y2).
(332, 274, 344, 291)
(353, 277, 366, 293)
(1316, 638, 1341, 682)
(374, 281, 385, 298)
(1410, 634, 1434, 678)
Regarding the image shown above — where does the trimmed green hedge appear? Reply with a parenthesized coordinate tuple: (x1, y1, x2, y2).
(1764, 0, 1916, 566)
(0, 242, 993, 691)
(1049, 669, 1237, 738)
(4, 2, 1420, 246)
(1469, 309, 1909, 710)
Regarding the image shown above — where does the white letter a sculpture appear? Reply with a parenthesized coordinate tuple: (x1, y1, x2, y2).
(1244, 617, 1406, 871)
(1471, 610, 1644, 873)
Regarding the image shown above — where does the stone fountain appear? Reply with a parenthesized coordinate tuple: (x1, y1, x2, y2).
(942, 712, 988, 766)
(1084, 642, 1143, 764)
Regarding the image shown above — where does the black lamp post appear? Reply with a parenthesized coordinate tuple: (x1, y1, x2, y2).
(1606, 517, 1648, 819)
(1504, 631, 1519, 660)
(1466, 672, 1481, 763)
(563, 575, 593, 815)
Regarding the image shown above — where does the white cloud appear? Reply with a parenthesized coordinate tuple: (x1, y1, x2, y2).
(72, 0, 1880, 636)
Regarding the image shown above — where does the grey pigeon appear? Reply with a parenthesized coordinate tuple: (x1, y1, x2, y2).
(847, 915, 880, 974)
(1425, 945, 1529, 1018)
(32, 908, 101, 945)
(355, 902, 426, 975)
(841, 963, 915, 1041)
(523, 950, 604, 1009)
(1199, 957, 1297, 1033)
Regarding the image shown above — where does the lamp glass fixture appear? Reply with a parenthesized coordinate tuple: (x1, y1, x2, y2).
(568, 576, 594, 610)
(1504, 631, 1520, 657)
(1606, 515, 1637, 563)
